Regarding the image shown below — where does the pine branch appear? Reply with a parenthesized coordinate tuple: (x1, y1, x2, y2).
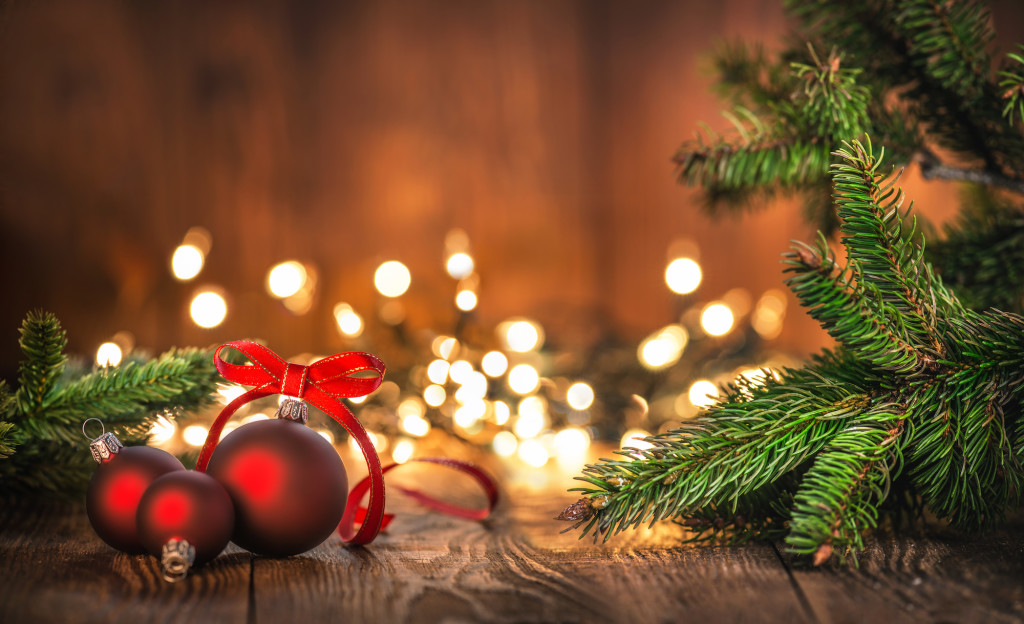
(13, 310, 67, 420)
(565, 137, 1024, 564)
(787, 409, 905, 565)
(999, 46, 1024, 127)
(16, 347, 220, 446)
(0, 422, 15, 459)
(784, 234, 925, 375)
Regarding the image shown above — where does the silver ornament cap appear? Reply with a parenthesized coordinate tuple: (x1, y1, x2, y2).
(275, 398, 308, 425)
(88, 432, 124, 463)
(161, 538, 196, 583)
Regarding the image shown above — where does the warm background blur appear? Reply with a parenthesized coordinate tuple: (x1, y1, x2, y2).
(1, 0, 1022, 381)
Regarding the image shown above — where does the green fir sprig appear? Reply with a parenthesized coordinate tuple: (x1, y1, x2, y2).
(0, 311, 223, 497)
(563, 140, 1024, 565)
(674, 0, 1024, 236)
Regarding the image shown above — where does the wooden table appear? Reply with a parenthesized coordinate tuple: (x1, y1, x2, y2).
(1, 458, 1023, 624)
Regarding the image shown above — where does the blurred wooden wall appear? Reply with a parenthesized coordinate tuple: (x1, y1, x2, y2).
(1, 0, 1021, 376)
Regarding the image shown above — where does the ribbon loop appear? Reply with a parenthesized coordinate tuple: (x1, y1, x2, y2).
(213, 341, 386, 401)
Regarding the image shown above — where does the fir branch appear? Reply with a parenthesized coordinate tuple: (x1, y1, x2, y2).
(567, 131, 1024, 564)
(13, 311, 67, 420)
(784, 234, 925, 375)
(999, 46, 1024, 127)
(0, 422, 15, 459)
(787, 409, 905, 565)
(14, 347, 219, 446)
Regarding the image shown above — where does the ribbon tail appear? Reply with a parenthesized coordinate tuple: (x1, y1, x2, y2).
(305, 387, 387, 545)
(346, 457, 499, 529)
(196, 385, 273, 472)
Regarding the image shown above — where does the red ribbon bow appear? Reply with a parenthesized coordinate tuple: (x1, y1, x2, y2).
(197, 340, 498, 546)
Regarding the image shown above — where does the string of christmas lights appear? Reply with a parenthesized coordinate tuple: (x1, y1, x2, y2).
(90, 227, 795, 471)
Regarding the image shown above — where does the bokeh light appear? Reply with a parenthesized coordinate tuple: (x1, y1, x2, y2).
(688, 379, 719, 408)
(374, 261, 411, 297)
(423, 384, 446, 407)
(190, 291, 227, 328)
(481, 351, 508, 377)
(455, 290, 478, 311)
(333, 303, 364, 337)
(501, 319, 544, 352)
(508, 364, 540, 394)
(566, 382, 594, 410)
(266, 261, 307, 298)
(492, 431, 518, 457)
(517, 439, 549, 467)
(620, 428, 654, 451)
(171, 244, 204, 281)
(426, 359, 450, 384)
(554, 427, 590, 463)
(638, 324, 688, 369)
(448, 360, 474, 385)
(446, 252, 475, 279)
(95, 342, 122, 367)
(183, 425, 209, 447)
(148, 416, 176, 445)
(665, 257, 702, 294)
(392, 438, 415, 464)
(700, 302, 735, 336)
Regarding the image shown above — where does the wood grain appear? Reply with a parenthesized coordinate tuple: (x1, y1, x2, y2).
(1, 475, 1022, 623)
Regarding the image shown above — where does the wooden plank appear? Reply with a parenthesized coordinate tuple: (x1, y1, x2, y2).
(0, 500, 251, 624)
(783, 515, 1024, 624)
(248, 476, 811, 623)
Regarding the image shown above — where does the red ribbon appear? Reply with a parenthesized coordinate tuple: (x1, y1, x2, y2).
(197, 340, 498, 546)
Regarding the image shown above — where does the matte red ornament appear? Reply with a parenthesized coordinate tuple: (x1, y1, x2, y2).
(86, 430, 185, 554)
(206, 417, 348, 557)
(136, 470, 235, 582)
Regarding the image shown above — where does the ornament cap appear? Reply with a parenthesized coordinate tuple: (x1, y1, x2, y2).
(89, 432, 124, 463)
(276, 398, 308, 425)
(160, 538, 196, 583)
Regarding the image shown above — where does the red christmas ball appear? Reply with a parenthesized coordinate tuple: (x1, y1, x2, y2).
(137, 471, 235, 582)
(206, 418, 348, 557)
(86, 444, 186, 553)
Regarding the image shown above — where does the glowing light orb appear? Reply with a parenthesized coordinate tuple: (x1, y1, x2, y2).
(665, 258, 702, 294)
(620, 428, 654, 451)
(508, 364, 540, 394)
(481, 351, 508, 377)
(333, 303, 363, 337)
(455, 290, 478, 311)
(566, 382, 594, 410)
(701, 303, 735, 336)
(688, 380, 719, 408)
(96, 342, 122, 367)
(171, 244, 204, 281)
(518, 439, 549, 467)
(492, 431, 518, 457)
(183, 425, 209, 447)
(190, 291, 227, 328)
(392, 439, 415, 464)
(426, 359, 450, 384)
(266, 261, 307, 298)
(423, 384, 446, 407)
(374, 261, 411, 297)
(638, 325, 688, 369)
(446, 252, 475, 279)
(502, 320, 543, 352)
